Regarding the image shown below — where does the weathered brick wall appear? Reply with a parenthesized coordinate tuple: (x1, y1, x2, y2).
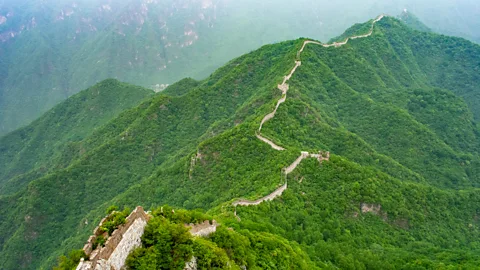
(77, 206, 150, 270)
(108, 217, 148, 269)
(188, 220, 218, 237)
(77, 207, 218, 270)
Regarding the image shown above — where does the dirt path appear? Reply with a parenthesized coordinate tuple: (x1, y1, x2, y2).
(232, 15, 385, 210)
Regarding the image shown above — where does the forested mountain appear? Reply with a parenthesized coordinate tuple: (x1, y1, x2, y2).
(0, 79, 152, 195)
(1, 0, 480, 136)
(2, 15, 480, 269)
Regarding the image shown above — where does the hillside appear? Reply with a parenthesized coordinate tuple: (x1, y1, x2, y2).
(0, 79, 153, 195)
(1, 0, 480, 136)
(1, 15, 480, 269)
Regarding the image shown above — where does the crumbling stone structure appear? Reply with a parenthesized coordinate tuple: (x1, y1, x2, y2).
(188, 220, 219, 237)
(76, 206, 220, 270)
(76, 206, 151, 270)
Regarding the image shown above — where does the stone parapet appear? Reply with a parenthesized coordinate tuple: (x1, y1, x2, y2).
(77, 206, 151, 270)
(188, 220, 218, 237)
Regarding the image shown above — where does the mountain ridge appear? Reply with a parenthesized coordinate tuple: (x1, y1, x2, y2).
(0, 79, 153, 195)
(2, 0, 480, 136)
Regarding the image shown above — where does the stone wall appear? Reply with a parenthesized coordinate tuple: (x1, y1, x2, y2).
(188, 220, 219, 237)
(76, 207, 220, 270)
(108, 217, 147, 269)
(77, 206, 151, 270)
(255, 133, 285, 151)
(82, 216, 109, 257)
(232, 184, 287, 207)
(232, 151, 329, 210)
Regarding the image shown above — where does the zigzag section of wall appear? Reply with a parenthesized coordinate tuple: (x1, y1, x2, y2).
(232, 14, 385, 211)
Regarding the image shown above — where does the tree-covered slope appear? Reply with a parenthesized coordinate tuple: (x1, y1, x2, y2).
(126, 207, 319, 270)
(0, 39, 300, 269)
(290, 18, 480, 188)
(0, 79, 153, 195)
(2, 16, 480, 269)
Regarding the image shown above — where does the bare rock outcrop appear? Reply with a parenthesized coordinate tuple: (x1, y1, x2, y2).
(184, 256, 197, 270)
(360, 202, 387, 220)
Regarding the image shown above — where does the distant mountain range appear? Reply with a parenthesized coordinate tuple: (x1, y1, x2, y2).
(0, 0, 479, 136)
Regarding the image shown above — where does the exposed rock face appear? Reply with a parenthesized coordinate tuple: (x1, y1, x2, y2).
(76, 206, 151, 270)
(189, 152, 203, 179)
(360, 203, 387, 220)
(360, 203, 382, 215)
(184, 256, 197, 270)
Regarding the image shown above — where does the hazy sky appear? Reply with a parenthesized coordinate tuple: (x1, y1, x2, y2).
(217, 0, 480, 43)
(1, 0, 479, 43)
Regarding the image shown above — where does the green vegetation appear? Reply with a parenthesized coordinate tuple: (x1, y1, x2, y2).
(92, 235, 106, 251)
(2, 0, 480, 136)
(1, 16, 480, 269)
(126, 207, 317, 269)
(234, 157, 480, 268)
(100, 207, 130, 235)
(53, 249, 87, 270)
(127, 215, 194, 270)
(0, 79, 153, 195)
(152, 205, 212, 225)
(0, 39, 300, 269)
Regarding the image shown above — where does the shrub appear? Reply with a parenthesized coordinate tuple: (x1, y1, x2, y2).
(53, 249, 87, 270)
(92, 235, 106, 250)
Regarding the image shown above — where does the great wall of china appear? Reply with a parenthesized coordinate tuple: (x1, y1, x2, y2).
(232, 14, 385, 210)
(76, 207, 218, 270)
(75, 15, 386, 269)
(76, 207, 151, 270)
